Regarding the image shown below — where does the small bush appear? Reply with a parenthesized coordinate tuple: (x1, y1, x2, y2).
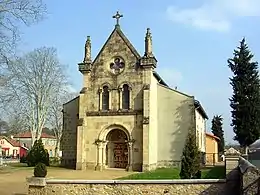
(34, 162, 47, 177)
(20, 155, 27, 163)
(193, 170, 201, 179)
(26, 139, 50, 167)
(49, 157, 61, 166)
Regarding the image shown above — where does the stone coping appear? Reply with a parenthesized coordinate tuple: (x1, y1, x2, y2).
(45, 179, 226, 185)
(239, 156, 256, 174)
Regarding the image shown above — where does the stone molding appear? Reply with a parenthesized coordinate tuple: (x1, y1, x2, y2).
(225, 147, 241, 156)
(40, 179, 225, 185)
(239, 157, 257, 174)
(27, 177, 46, 187)
(143, 84, 150, 90)
(86, 110, 142, 116)
(79, 87, 87, 94)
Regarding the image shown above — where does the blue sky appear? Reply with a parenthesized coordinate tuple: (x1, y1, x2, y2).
(18, 0, 260, 144)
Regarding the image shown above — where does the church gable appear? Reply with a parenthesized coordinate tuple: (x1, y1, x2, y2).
(91, 26, 141, 84)
(78, 12, 158, 112)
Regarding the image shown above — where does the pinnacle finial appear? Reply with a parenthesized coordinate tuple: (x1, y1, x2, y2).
(144, 27, 153, 57)
(112, 11, 123, 27)
(84, 36, 91, 63)
(146, 28, 151, 36)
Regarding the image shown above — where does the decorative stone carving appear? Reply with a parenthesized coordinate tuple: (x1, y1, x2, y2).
(143, 116, 149, 124)
(144, 28, 153, 58)
(143, 84, 150, 90)
(84, 36, 91, 63)
(78, 62, 92, 73)
(97, 88, 102, 94)
(225, 147, 241, 156)
(95, 139, 103, 146)
(80, 87, 87, 94)
(109, 57, 125, 75)
(112, 11, 123, 27)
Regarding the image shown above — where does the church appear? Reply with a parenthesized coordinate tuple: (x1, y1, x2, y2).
(61, 12, 208, 172)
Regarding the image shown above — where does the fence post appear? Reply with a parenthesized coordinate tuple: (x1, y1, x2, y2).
(225, 147, 241, 194)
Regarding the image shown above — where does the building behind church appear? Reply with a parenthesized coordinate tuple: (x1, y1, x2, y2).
(61, 12, 208, 172)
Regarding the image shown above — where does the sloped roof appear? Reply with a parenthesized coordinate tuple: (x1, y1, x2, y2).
(91, 25, 141, 65)
(249, 139, 260, 149)
(0, 136, 21, 147)
(194, 100, 208, 119)
(13, 132, 56, 139)
(206, 133, 220, 141)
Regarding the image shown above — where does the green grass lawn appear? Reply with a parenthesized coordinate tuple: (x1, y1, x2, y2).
(118, 166, 225, 180)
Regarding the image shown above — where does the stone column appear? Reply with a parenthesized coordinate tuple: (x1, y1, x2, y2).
(224, 147, 241, 194)
(127, 140, 134, 171)
(129, 87, 132, 110)
(108, 89, 112, 110)
(76, 126, 84, 170)
(98, 89, 102, 111)
(118, 88, 122, 110)
(102, 141, 108, 169)
(95, 141, 103, 171)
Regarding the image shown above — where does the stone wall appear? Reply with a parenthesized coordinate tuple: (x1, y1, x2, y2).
(239, 157, 260, 194)
(28, 147, 251, 195)
(27, 178, 226, 195)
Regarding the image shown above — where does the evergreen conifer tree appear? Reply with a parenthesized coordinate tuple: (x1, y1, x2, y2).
(179, 130, 201, 179)
(211, 115, 225, 154)
(228, 38, 260, 149)
(26, 139, 49, 167)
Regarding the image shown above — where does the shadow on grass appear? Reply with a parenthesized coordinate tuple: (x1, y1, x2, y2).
(201, 165, 225, 179)
(117, 166, 226, 180)
(118, 168, 181, 180)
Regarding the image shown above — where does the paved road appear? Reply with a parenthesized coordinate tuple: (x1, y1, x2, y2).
(0, 167, 132, 195)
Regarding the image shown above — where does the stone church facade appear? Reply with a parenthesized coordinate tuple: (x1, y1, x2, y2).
(61, 12, 208, 172)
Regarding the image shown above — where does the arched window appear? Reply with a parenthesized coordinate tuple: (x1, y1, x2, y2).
(122, 84, 130, 109)
(102, 86, 109, 110)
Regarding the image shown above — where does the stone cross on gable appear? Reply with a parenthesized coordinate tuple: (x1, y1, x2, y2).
(112, 11, 123, 26)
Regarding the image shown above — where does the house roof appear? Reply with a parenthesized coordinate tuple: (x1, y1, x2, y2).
(13, 132, 56, 139)
(206, 133, 220, 141)
(194, 100, 209, 119)
(0, 136, 21, 147)
(249, 139, 260, 149)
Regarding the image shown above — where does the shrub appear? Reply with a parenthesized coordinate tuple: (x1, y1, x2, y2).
(26, 139, 50, 167)
(193, 170, 201, 179)
(34, 162, 47, 177)
(20, 155, 27, 163)
(49, 157, 61, 166)
(179, 130, 201, 179)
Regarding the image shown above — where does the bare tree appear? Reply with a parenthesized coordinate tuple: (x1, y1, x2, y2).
(48, 90, 77, 157)
(0, 0, 46, 57)
(0, 47, 68, 146)
(5, 108, 29, 135)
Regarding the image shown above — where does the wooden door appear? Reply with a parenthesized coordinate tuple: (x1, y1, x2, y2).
(113, 143, 128, 168)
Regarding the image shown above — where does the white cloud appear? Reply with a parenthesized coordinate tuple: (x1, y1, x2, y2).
(166, 0, 260, 32)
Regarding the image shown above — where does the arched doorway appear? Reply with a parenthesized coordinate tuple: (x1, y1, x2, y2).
(106, 129, 128, 169)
